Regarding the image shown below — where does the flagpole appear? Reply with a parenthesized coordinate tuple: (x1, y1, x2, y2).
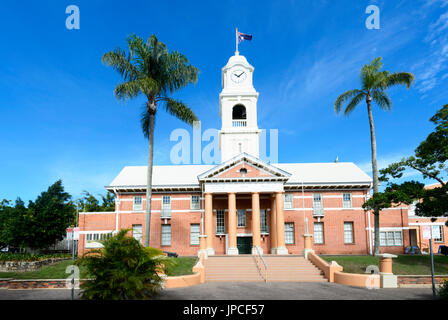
(235, 27, 239, 55)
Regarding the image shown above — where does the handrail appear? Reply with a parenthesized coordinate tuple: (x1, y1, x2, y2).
(254, 246, 267, 282)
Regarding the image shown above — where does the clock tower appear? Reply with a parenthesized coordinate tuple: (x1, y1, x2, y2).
(219, 53, 261, 162)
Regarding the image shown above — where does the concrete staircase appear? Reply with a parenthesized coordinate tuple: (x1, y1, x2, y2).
(204, 255, 327, 282)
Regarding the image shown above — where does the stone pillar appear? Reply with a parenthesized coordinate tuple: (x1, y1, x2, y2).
(303, 234, 314, 259)
(198, 235, 208, 259)
(270, 195, 277, 254)
(227, 192, 238, 255)
(204, 193, 215, 255)
(275, 192, 288, 255)
(378, 253, 398, 288)
(251, 192, 262, 255)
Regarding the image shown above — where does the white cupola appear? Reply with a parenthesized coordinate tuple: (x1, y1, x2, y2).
(218, 53, 261, 162)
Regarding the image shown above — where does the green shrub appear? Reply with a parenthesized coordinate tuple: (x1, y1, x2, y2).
(0, 253, 71, 262)
(77, 229, 175, 300)
(437, 280, 448, 300)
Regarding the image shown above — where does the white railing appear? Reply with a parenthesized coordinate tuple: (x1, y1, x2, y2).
(232, 120, 247, 127)
(313, 207, 324, 217)
(161, 207, 171, 219)
(254, 246, 267, 282)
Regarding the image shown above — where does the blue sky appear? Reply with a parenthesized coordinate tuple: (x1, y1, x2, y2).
(1, 0, 447, 202)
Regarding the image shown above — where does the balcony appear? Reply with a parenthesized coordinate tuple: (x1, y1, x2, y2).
(161, 207, 171, 219)
(232, 120, 247, 127)
(313, 208, 324, 217)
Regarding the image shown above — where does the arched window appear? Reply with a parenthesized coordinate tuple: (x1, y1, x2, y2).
(232, 104, 247, 120)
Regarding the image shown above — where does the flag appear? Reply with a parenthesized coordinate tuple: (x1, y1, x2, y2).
(238, 32, 252, 43)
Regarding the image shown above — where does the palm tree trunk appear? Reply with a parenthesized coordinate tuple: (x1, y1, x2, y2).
(144, 106, 155, 247)
(366, 95, 380, 255)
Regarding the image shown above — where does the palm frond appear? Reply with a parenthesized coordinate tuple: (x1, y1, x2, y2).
(360, 57, 384, 90)
(372, 90, 392, 111)
(114, 80, 141, 101)
(334, 89, 365, 114)
(386, 72, 415, 89)
(165, 98, 198, 125)
(101, 49, 138, 81)
(343, 92, 366, 116)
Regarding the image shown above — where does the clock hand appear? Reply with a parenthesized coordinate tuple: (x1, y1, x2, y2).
(237, 72, 244, 77)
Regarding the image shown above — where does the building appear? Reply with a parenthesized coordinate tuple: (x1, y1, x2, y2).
(78, 52, 447, 256)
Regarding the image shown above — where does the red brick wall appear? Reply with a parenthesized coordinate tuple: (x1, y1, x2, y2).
(78, 190, 426, 256)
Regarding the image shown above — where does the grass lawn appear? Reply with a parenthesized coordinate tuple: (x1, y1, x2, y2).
(0, 257, 197, 279)
(165, 257, 197, 276)
(321, 254, 448, 275)
(0, 259, 88, 279)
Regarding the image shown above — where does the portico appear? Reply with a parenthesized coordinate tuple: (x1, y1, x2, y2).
(199, 153, 291, 256)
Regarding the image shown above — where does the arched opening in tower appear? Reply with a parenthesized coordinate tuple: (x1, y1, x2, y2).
(232, 104, 247, 120)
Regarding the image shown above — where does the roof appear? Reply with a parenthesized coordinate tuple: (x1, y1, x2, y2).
(106, 160, 372, 191)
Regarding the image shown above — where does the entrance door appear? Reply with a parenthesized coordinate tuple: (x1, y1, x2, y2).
(409, 229, 417, 246)
(237, 237, 252, 254)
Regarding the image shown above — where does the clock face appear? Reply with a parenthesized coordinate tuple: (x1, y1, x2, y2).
(231, 69, 247, 83)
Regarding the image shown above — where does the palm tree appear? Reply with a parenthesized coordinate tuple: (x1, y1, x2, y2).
(334, 57, 414, 255)
(102, 34, 199, 247)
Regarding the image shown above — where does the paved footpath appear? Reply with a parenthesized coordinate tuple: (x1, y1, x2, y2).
(0, 282, 434, 300)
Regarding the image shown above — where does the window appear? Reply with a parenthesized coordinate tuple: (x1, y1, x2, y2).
(284, 194, 293, 209)
(162, 196, 171, 208)
(161, 196, 171, 218)
(237, 210, 246, 227)
(133, 196, 142, 211)
(161, 225, 171, 246)
(432, 225, 444, 243)
(216, 210, 225, 234)
(132, 224, 142, 244)
(285, 223, 295, 244)
(190, 224, 200, 245)
(344, 222, 354, 244)
(85, 232, 113, 248)
(191, 195, 200, 210)
(313, 193, 324, 216)
(342, 193, 352, 208)
(86, 232, 112, 242)
(260, 209, 268, 234)
(379, 231, 403, 246)
(314, 222, 324, 244)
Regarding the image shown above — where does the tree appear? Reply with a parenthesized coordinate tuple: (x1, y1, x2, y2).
(102, 34, 199, 247)
(76, 191, 115, 212)
(77, 229, 175, 300)
(377, 104, 448, 219)
(23, 180, 75, 249)
(334, 57, 414, 254)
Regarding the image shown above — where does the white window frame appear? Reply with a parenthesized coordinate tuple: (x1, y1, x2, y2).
(237, 209, 246, 227)
(161, 224, 171, 246)
(85, 232, 113, 248)
(260, 209, 269, 234)
(132, 224, 142, 244)
(133, 196, 142, 211)
(344, 222, 354, 244)
(216, 210, 225, 235)
(284, 194, 293, 209)
(285, 223, 294, 245)
(162, 196, 171, 209)
(190, 195, 200, 210)
(342, 193, 352, 208)
(190, 224, 200, 245)
(379, 231, 403, 246)
(314, 222, 324, 244)
(432, 225, 444, 243)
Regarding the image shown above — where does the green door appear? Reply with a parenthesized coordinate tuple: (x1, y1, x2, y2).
(237, 237, 252, 254)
